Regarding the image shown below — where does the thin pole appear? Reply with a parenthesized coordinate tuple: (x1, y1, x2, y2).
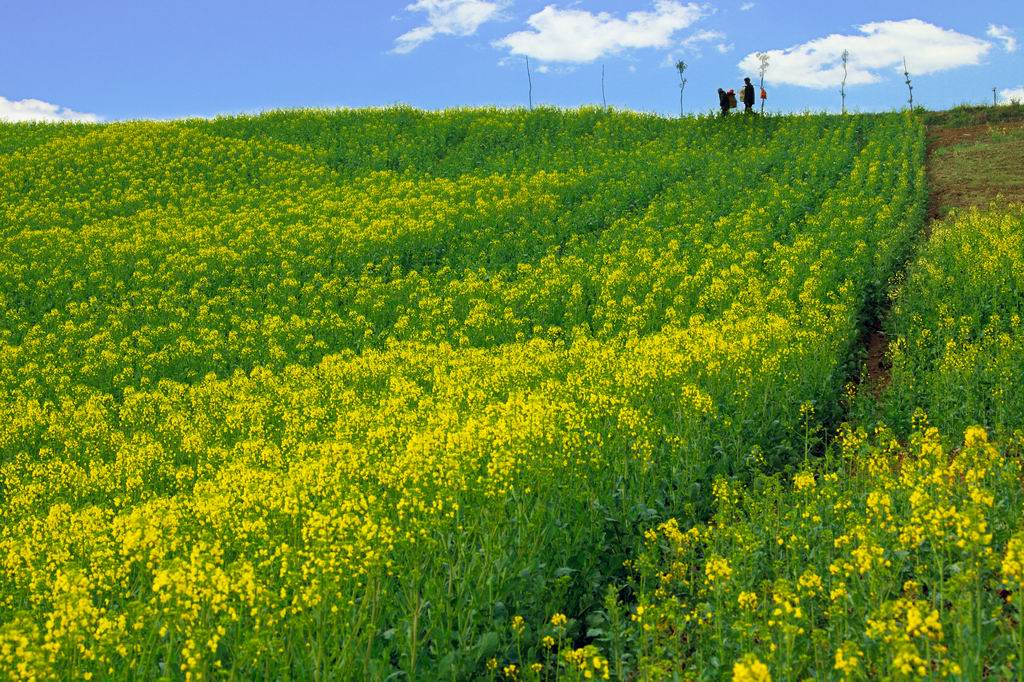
(903, 57, 913, 109)
(841, 50, 849, 114)
(759, 70, 765, 114)
(993, 87, 998, 107)
(602, 64, 607, 109)
(526, 57, 533, 110)
(756, 52, 769, 115)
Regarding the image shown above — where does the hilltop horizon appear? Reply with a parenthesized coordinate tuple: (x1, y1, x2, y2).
(5, 100, 1023, 128)
(2, 1, 1021, 122)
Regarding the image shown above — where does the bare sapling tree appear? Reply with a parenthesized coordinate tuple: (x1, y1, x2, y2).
(757, 52, 769, 114)
(602, 64, 607, 109)
(676, 60, 688, 118)
(903, 57, 914, 110)
(840, 50, 849, 114)
(526, 57, 533, 110)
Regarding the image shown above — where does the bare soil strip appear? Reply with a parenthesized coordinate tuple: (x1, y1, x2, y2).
(862, 114, 1024, 396)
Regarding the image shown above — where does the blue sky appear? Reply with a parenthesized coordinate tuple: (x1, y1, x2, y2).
(1, 0, 1021, 121)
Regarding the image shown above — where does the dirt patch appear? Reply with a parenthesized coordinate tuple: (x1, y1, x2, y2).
(927, 121, 1024, 219)
(864, 329, 891, 397)
(927, 122, 1018, 148)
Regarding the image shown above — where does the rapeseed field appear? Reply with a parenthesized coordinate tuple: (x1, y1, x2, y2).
(883, 206, 1024, 438)
(621, 206, 1024, 680)
(2, 108, 982, 680)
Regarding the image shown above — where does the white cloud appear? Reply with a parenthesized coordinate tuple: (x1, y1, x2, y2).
(394, 0, 506, 54)
(987, 24, 1018, 53)
(0, 96, 100, 123)
(716, 42, 734, 54)
(739, 19, 992, 89)
(1001, 86, 1024, 103)
(740, 2, 755, 10)
(494, 1, 707, 63)
(682, 29, 726, 50)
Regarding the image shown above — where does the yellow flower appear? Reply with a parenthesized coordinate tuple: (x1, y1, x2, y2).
(733, 655, 771, 682)
(830, 583, 847, 602)
(866, 491, 891, 517)
(892, 648, 927, 676)
(793, 471, 815, 491)
(562, 645, 610, 680)
(852, 542, 887, 574)
(834, 642, 860, 674)
(705, 557, 733, 586)
(964, 425, 988, 448)
(797, 570, 823, 595)
(904, 603, 942, 640)
(1003, 537, 1024, 587)
(550, 613, 567, 628)
(738, 591, 758, 610)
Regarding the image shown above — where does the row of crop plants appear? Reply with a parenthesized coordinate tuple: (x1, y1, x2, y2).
(511, 205, 1024, 681)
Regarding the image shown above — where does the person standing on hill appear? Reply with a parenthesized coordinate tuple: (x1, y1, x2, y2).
(718, 88, 730, 116)
(743, 77, 756, 112)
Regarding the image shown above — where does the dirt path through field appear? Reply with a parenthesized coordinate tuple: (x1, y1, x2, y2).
(860, 112, 1024, 397)
(863, 328, 890, 398)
